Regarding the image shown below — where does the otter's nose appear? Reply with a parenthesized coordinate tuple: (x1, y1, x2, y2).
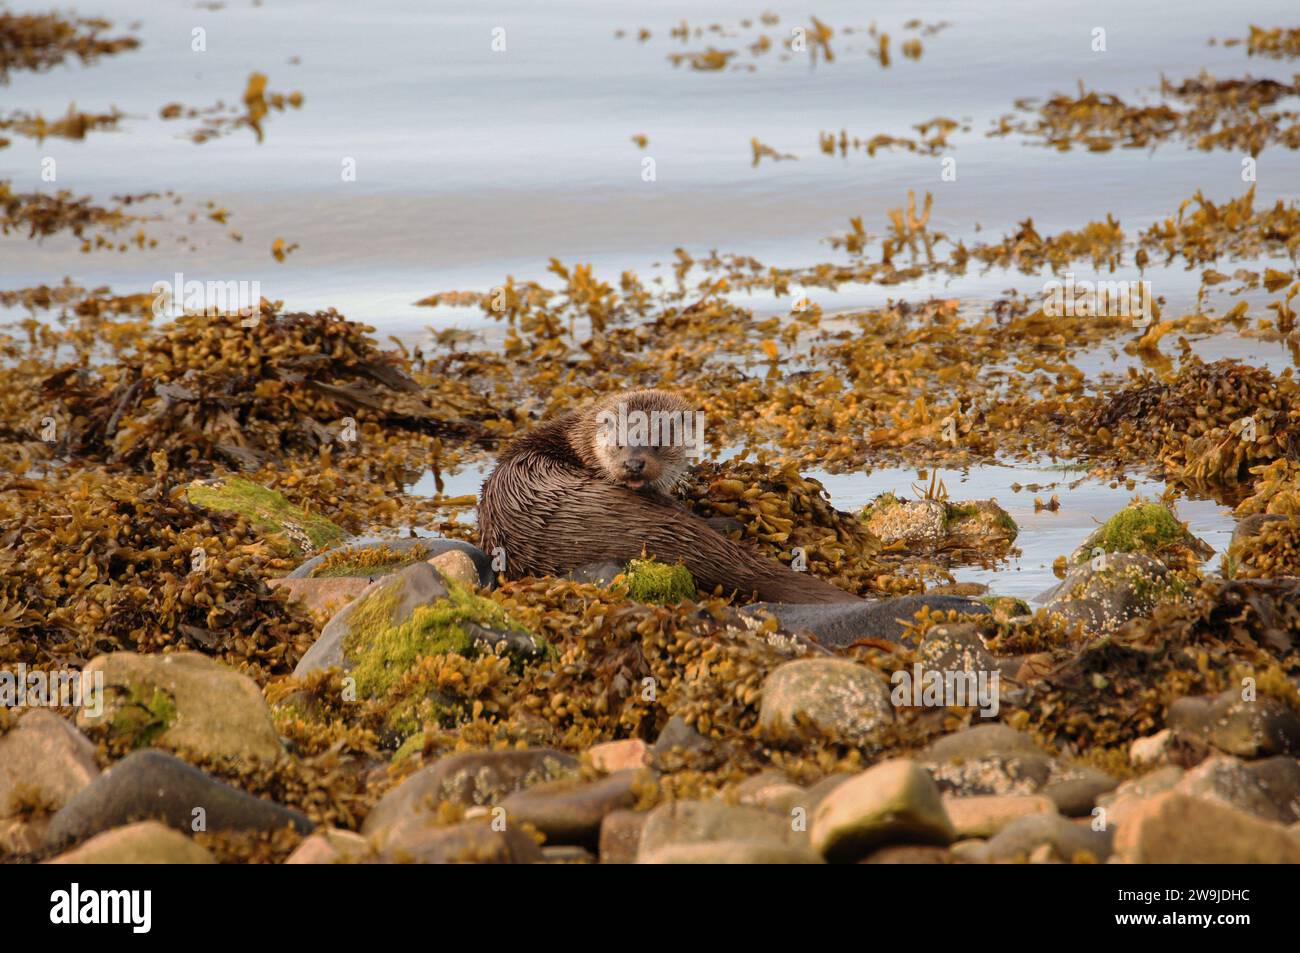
(623, 458, 646, 475)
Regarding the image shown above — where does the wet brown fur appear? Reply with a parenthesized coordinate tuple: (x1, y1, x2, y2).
(478, 391, 861, 603)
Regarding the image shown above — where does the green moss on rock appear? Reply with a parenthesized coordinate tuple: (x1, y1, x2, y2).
(343, 580, 532, 699)
(621, 558, 697, 604)
(1074, 502, 1189, 564)
(185, 478, 345, 556)
(110, 685, 177, 750)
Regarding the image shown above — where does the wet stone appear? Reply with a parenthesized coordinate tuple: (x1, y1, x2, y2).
(45, 749, 312, 848)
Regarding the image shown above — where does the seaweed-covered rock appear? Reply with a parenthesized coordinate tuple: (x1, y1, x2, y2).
(757, 658, 894, 746)
(0, 710, 99, 819)
(186, 478, 345, 557)
(47, 820, 216, 864)
(46, 749, 312, 847)
(812, 760, 956, 862)
(293, 559, 538, 695)
(1037, 552, 1190, 632)
(742, 594, 990, 649)
(620, 558, 697, 604)
(77, 651, 283, 763)
(293, 561, 447, 677)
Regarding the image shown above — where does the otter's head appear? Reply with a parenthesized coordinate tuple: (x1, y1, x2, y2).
(571, 389, 702, 492)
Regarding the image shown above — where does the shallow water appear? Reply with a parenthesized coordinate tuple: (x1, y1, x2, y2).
(3, 0, 1299, 330)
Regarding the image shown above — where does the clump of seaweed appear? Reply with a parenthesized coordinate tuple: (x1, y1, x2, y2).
(1227, 517, 1300, 578)
(38, 309, 497, 475)
(678, 459, 907, 595)
(1007, 578, 1300, 752)
(0, 470, 316, 680)
(0, 10, 138, 82)
(0, 104, 124, 146)
(310, 542, 430, 578)
(0, 180, 159, 248)
(160, 72, 304, 144)
(1080, 357, 1300, 490)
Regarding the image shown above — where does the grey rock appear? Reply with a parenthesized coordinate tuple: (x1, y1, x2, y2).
(46, 749, 312, 847)
(922, 725, 1055, 797)
(651, 716, 712, 757)
(1041, 766, 1119, 817)
(743, 595, 990, 649)
(1168, 689, 1300, 757)
(976, 812, 1113, 863)
(499, 769, 643, 847)
(567, 560, 625, 586)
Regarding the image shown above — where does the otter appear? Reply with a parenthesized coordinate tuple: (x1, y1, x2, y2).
(477, 389, 861, 604)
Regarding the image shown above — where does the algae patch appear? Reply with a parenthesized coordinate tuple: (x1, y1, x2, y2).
(1073, 502, 1205, 565)
(343, 580, 534, 699)
(620, 558, 698, 604)
(185, 478, 345, 556)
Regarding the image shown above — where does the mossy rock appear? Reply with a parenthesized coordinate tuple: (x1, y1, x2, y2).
(344, 578, 539, 700)
(185, 478, 345, 556)
(1071, 502, 1210, 566)
(619, 559, 697, 604)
